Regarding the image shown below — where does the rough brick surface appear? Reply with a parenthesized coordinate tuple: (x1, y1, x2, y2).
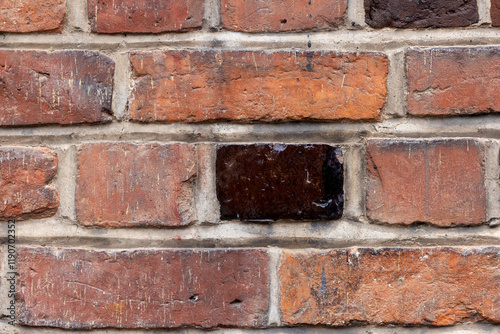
(17, 247, 269, 329)
(0, 0, 65, 33)
(280, 247, 500, 326)
(0, 147, 58, 220)
(221, 0, 347, 32)
(407, 47, 500, 116)
(76, 142, 198, 227)
(0, 51, 114, 126)
(365, 0, 478, 28)
(88, 0, 203, 33)
(129, 50, 388, 123)
(366, 139, 486, 226)
(492, 0, 500, 26)
(217, 144, 344, 221)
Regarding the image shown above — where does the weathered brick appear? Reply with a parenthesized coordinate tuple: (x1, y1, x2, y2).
(88, 0, 203, 33)
(0, 51, 114, 126)
(407, 47, 500, 116)
(221, 0, 347, 32)
(492, 0, 500, 26)
(76, 142, 198, 227)
(365, 0, 478, 28)
(366, 139, 486, 226)
(0, 147, 58, 220)
(280, 247, 500, 326)
(0, 0, 65, 33)
(217, 144, 343, 221)
(129, 50, 388, 123)
(18, 247, 269, 329)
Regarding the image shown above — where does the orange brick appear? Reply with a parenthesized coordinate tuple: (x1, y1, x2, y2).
(129, 50, 388, 123)
(0, 0, 65, 33)
(280, 247, 500, 326)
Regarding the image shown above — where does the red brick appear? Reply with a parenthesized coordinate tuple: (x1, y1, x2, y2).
(0, 147, 58, 220)
(492, 0, 500, 26)
(366, 139, 486, 226)
(76, 142, 198, 227)
(407, 47, 500, 116)
(88, 0, 203, 33)
(129, 50, 388, 123)
(280, 247, 500, 326)
(17, 247, 269, 329)
(0, 0, 65, 33)
(0, 51, 114, 126)
(221, 0, 347, 32)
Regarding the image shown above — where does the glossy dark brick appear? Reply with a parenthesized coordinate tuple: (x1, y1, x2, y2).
(216, 144, 343, 221)
(365, 0, 478, 28)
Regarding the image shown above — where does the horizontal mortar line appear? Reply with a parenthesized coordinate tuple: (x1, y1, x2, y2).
(6, 236, 500, 249)
(3, 117, 500, 143)
(2, 28, 500, 51)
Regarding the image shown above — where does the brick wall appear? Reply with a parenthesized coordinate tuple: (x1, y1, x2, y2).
(0, 0, 499, 333)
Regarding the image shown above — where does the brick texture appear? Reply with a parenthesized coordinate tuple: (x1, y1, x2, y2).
(407, 47, 500, 116)
(0, 147, 59, 220)
(217, 144, 344, 221)
(17, 247, 269, 329)
(365, 0, 478, 28)
(88, 0, 203, 33)
(0, 0, 65, 33)
(492, 0, 500, 26)
(129, 50, 388, 123)
(0, 51, 114, 126)
(221, 0, 347, 32)
(280, 247, 500, 326)
(76, 142, 198, 227)
(366, 139, 486, 226)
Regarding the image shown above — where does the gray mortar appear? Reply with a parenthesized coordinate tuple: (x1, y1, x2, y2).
(0, 0, 499, 332)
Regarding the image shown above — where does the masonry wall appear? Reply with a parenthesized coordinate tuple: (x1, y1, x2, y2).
(0, 0, 500, 333)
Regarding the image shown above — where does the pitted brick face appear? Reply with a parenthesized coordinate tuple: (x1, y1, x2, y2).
(129, 50, 388, 123)
(0, 147, 59, 220)
(0, 0, 65, 33)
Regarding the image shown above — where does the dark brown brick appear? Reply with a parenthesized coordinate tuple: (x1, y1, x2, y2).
(18, 247, 269, 329)
(365, 0, 478, 28)
(280, 247, 500, 326)
(76, 142, 198, 227)
(129, 50, 388, 123)
(0, 0, 65, 33)
(0, 51, 114, 126)
(366, 139, 486, 226)
(407, 47, 500, 116)
(0, 147, 59, 220)
(216, 144, 343, 221)
(221, 0, 347, 32)
(88, 0, 203, 33)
